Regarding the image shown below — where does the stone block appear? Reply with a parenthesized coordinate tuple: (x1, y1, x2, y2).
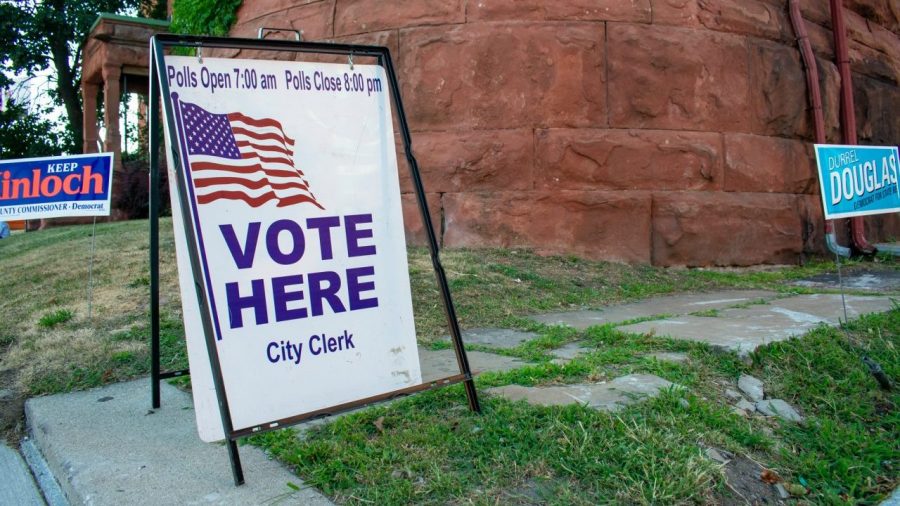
(334, 0, 464, 37)
(735, 398, 756, 412)
(443, 191, 652, 263)
(334, 30, 400, 60)
(853, 75, 900, 145)
(845, 8, 900, 60)
(747, 40, 813, 138)
(737, 374, 764, 401)
(797, 194, 827, 257)
(232, 0, 334, 40)
(467, 0, 651, 23)
(535, 129, 722, 191)
(724, 133, 817, 194)
(844, 0, 900, 34)
(849, 39, 900, 84)
(235, 0, 328, 25)
(401, 192, 442, 247)
(756, 399, 804, 422)
(799, 0, 832, 27)
(805, 21, 835, 58)
(608, 23, 752, 132)
(230, 0, 334, 61)
(651, 0, 789, 41)
(651, 191, 804, 266)
(399, 23, 606, 130)
(864, 210, 900, 244)
(816, 56, 844, 142)
(398, 129, 534, 194)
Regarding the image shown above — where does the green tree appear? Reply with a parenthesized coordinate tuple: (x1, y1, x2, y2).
(0, 100, 65, 159)
(0, 0, 139, 154)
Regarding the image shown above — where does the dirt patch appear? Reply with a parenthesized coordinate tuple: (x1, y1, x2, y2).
(716, 453, 786, 505)
(0, 368, 25, 444)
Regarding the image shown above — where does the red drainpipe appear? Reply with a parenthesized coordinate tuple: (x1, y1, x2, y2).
(789, 0, 850, 257)
(829, 0, 876, 254)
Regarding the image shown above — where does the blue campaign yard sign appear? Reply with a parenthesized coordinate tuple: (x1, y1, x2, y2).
(0, 153, 115, 221)
(814, 144, 900, 220)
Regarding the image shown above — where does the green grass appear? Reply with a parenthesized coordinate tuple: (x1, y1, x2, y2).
(37, 309, 74, 328)
(1, 218, 899, 503)
(748, 312, 900, 503)
(250, 311, 899, 504)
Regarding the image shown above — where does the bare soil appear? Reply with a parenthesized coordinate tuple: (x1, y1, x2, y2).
(0, 368, 25, 444)
(719, 454, 786, 505)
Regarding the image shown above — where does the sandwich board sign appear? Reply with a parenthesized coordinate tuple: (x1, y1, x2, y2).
(150, 35, 478, 483)
(814, 144, 900, 220)
(0, 152, 114, 220)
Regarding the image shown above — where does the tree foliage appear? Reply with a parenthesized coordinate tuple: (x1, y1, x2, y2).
(0, 101, 66, 159)
(170, 0, 241, 36)
(0, 0, 139, 155)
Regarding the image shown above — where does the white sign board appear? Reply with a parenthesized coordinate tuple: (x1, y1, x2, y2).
(160, 55, 421, 442)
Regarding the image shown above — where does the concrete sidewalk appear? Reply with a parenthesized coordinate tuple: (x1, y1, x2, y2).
(0, 441, 44, 505)
(25, 379, 332, 505)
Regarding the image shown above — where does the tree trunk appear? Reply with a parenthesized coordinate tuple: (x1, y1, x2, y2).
(49, 35, 83, 154)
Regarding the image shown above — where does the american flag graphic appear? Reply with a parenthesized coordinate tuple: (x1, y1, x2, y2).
(177, 99, 324, 209)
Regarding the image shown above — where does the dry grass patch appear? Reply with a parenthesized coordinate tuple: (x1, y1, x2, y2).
(0, 219, 183, 393)
(1, 217, 890, 394)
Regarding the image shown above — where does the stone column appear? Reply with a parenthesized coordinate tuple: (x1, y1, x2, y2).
(102, 64, 122, 157)
(82, 81, 100, 153)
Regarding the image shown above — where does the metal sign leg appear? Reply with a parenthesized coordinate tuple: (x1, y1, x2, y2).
(149, 47, 162, 410)
(227, 439, 245, 486)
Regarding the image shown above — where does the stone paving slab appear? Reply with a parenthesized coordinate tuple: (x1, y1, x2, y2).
(748, 293, 894, 323)
(881, 486, 900, 506)
(486, 374, 677, 412)
(621, 315, 810, 356)
(792, 269, 900, 292)
(0, 442, 44, 505)
(619, 294, 894, 356)
(531, 290, 777, 329)
(440, 328, 539, 349)
(645, 352, 689, 363)
(420, 347, 531, 382)
(286, 347, 534, 438)
(550, 341, 592, 360)
(26, 379, 332, 505)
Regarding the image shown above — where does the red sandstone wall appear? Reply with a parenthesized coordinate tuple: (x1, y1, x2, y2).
(228, 0, 900, 266)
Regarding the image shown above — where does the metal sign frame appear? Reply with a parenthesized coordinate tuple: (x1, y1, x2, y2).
(148, 33, 480, 486)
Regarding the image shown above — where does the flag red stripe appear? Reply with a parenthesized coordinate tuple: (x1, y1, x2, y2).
(227, 112, 296, 145)
(235, 140, 291, 157)
(231, 127, 294, 148)
(194, 176, 310, 192)
(191, 161, 306, 179)
(197, 190, 324, 209)
(276, 193, 324, 208)
(239, 152, 293, 166)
